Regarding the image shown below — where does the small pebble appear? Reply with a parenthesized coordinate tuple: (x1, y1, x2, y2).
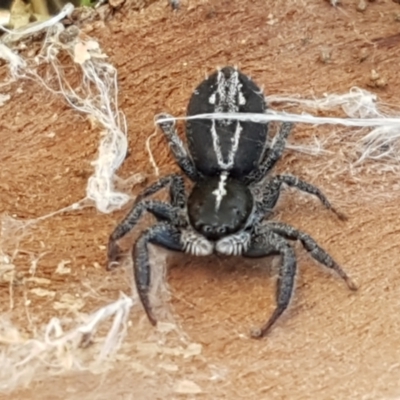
(250, 327, 263, 338)
(368, 70, 388, 88)
(359, 48, 369, 62)
(374, 78, 387, 88)
(319, 48, 331, 64)
(357, 0, 367, 11)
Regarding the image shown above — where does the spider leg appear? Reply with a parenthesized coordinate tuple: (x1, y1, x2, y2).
(134, 222, 184, 325)
(245, 122, 293, 184)
(257, 174, 347, 221)
(244, 229, 297, 338)
(135, 173, 186, 208)
(107, 200, 181, 270)
(265, 221, 357, 291)
(156, 113, 200, 181)
(169, 0, 179, 10)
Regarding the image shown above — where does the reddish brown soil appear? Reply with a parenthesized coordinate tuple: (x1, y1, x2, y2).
(2, 0, 400, 398)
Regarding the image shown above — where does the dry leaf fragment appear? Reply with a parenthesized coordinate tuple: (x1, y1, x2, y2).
(9, 0, 32, 29)
(174, 380, 202, 394)
(0, 10, 10, 27)
(26, 277, 51, 285)
(73, 42, 91, 64)
(130, 362, 155, 377)
(30, 288, 56, 298)
(109, 0, 125, 7)
(73, 40, 106, 64)
(136, 342, 160, 357)
(183, 343, 202, 358)
(357, 0, 367, 11)
(159, 363, 179, 372)
(53, 293, 85, 311)
(157, 321, 177, 333)
(56, 260, 71, 275)
(0, 94, 10, 107)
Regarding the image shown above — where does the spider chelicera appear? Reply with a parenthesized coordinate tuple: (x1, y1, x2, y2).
(107, 66, 357, 338)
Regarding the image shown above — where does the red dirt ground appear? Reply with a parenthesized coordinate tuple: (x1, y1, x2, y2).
(2, 0, 400, 398)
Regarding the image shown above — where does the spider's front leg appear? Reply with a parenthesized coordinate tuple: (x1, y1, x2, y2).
(257, 174, 347, 221)
(156, 113, 200, 181)
(108, 172, 187, 268)
(134, 222, 185, 325)
(107, 200, 181, 270)
(244, 229, 297, 338)
(135, 173, 186, 209)
(265, 221, 357, 291)
(244, 222, 357, 338)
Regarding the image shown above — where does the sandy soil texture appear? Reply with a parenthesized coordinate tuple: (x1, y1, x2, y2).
(1, 0, 400, 398)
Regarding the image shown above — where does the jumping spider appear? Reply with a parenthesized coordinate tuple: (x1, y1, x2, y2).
(107, 66, 357, 338)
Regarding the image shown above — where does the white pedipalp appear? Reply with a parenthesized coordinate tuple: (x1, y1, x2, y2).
(215, 231, 251, 256)
(181, 229, 214, 256)
(181, 229, 251, 257)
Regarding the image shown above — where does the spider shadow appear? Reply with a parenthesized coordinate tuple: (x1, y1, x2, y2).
(158, 249, 283, 332)
(167, 250, 279, 279)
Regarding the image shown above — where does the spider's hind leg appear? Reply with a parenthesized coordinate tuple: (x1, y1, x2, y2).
(135, 173, 187, 208)
(156, 113, 200, 181)
(245, 121, 293, 184)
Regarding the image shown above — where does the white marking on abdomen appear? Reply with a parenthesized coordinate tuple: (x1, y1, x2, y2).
(210, 68, 246, 113)
(211, 120, 242, 170)
(212, 172, 228, 210)
(207, 68, 246, 170)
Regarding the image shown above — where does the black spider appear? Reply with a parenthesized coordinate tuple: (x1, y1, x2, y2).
(107, 66, 357, 338)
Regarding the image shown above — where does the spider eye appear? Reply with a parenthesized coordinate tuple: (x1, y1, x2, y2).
(203, 225, 212, 233)
(194, 202, 204, 211)
(217, 226, 227, 235)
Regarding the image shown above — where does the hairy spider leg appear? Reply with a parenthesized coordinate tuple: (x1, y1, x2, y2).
(244, 229, 297, 338)
(256, 174, 348, 222)
(134, 222, 185, 325)
(266, 222, 357, 291)
(245, 223, 357, 338)
(107, 200, 180, 270)
(156, 113, 200, 181)
(245, 121, 293, 184)
(135, 173, 187, 208)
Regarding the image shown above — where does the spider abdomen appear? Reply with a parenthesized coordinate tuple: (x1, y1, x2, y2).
(186, 66, 268, 180)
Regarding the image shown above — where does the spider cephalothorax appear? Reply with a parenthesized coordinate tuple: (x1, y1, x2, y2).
(107, 66, 357, 338)
(187, 174, 254, 241)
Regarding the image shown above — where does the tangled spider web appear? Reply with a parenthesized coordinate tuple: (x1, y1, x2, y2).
(155, 85, 400, 204)
(1, 3, 400, 396)
(157, 86, 400, 164)
(0, 4, 139, 393)
(0, 6, 207, 396)
(0, 4, 175, 394)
